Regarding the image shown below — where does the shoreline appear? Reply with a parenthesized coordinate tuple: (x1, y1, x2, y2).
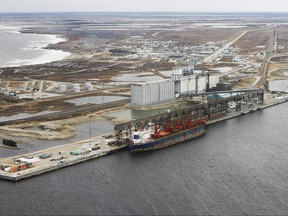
(0, 25, 71, 68)
(0, 97, 287, 182)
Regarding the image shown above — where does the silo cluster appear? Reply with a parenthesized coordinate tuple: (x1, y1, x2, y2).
(130, 67, 220, 107)
(131, 79, 175, 106)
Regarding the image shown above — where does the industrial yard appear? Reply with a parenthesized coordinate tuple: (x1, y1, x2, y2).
(1, 13, 288, 180)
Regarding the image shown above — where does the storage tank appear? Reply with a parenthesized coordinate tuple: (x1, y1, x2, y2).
(159, 79, 175, 102)
(3, 90, 9, 96)
(0, 88, 6, 94)
(196, 76, 206, 93)
(59, 84, 67, 92)
(73, 83, 81, 92)
(187, 76, 196, 94)
(180, 77, 189, 94)
(74, 86, 81, 92)
(131, 79, 175, 106)
(87, 85, 93, 91)
(73, 83, 80, 88)
(85, 82, 92, 88)
(209, 75, 219, 89)
(178, 75, 196, 95)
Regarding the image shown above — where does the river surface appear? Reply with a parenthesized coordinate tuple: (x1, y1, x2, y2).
(0, 119, 114, 158)
(0, 103, 288, 215)
(269, 80, 288, 92)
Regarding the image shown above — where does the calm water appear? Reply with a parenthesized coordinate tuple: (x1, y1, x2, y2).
(0, 119, 114, 158)
(1, 103, 288, 215)
(0, 110, 58, 122)
(107, 101, 193, 120)
(0, 25, 70, 67)
(269, 80, 288, 92)
(66, 96, 128, 106)
(0, 102, 187, 157)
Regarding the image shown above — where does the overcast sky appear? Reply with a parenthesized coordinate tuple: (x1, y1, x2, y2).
(1, 0, 288, 13)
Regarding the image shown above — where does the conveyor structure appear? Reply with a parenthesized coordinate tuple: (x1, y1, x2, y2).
(114, 89, 264, 143)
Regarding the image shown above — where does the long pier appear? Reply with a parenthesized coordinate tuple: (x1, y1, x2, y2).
(184, 88, 264, 97)
(0, 134, 127, 181)
(0, 91, 286, 182)
(115, 89, 264, 132)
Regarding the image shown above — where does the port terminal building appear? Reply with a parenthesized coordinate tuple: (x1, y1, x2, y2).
(131, 67, 219, 106)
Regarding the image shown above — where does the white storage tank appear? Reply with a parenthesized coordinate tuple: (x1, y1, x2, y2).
(0, 88, 6, 94)
(73, 83, 80, 88)
(87, 85, 93, 91)
(59, 84, 67, 92)
(73, 83, 81, 92)
(159, 79, 174, 102)
(85, 82, 92, 88)
(3, 90, 9, 96)
(74, 86, 81, 92)
(209, 75, 219, 89)
(180, 77, 189, 94)
(131, 79, 175, 106)
(196, 76, 206, 93)
(188, 76, 196, 93)
(178, 75, 196, 95)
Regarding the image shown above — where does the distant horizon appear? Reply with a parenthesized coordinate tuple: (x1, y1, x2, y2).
(1, 11, 288, 14)
(1, 0, 288, 14)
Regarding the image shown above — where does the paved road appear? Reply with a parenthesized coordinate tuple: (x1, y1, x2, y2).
(201, 31, 248, 64)
(257, 27, 280, 88)
(200, 24, 278, 65)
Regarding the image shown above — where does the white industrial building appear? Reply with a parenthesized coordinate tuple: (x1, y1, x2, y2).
(196, 76, 206, 93)
(208, 74, 219, 89)
(131, 79, 175, 106)
(131, 67, 220, 107)
(173, 67, 196, 96)
(174, 76, 197, 96)
(172, 67, 207, 95)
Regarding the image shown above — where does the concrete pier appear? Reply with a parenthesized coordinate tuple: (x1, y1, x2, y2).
(0, 134, 127, 181)
(0, 97, 287, 182)
(207, 97, 288, 125)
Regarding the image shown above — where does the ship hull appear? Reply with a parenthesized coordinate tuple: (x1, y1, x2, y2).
(3, 139, 17, 147)
(129, 125, 205, 152)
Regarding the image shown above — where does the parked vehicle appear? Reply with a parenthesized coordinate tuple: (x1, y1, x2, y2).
(39, 154, 52, 159)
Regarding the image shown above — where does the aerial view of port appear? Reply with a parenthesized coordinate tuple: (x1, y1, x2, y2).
(1, 0, 288, 215)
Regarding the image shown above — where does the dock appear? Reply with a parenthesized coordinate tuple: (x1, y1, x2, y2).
(0, 134, 127, 181)
(0, 96, 287, 181)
